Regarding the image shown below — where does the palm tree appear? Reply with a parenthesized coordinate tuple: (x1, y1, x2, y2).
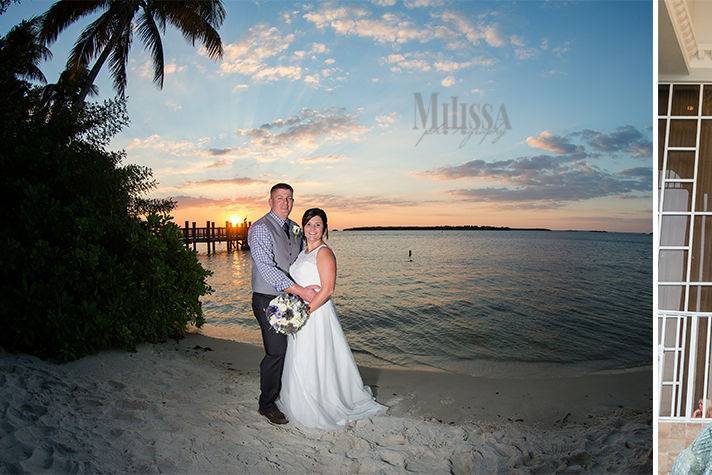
(0, 17, 52, 85)
(39, 0, 225, 103)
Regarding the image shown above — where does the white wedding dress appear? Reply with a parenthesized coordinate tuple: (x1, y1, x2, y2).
(276, 244, 387, 430)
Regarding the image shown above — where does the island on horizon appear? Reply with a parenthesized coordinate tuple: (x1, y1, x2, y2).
(339, 226, 631, 233)
(342, 225, 551, 231)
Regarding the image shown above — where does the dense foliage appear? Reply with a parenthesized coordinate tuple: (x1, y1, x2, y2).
(0, 20, 211, 361)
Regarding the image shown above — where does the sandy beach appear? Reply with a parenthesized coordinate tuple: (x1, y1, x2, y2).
(0, 332, 652, 473)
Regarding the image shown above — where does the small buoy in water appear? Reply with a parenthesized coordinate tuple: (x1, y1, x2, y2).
(408, 250, 413, 262)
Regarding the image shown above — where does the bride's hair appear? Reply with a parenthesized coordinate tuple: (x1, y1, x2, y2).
(301, 208, 328, 239)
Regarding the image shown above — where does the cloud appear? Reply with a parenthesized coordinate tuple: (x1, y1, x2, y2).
(509, 35, 525, 47)
(181, 177, 268, 188)
(434, 11, 506, 48)
(165, 100, 182, 111)
(302, 193, 418, 209)
(304, 6, 433, 44)
(372, 0, 397, 5)
(383, 52, 494, 74)
(172, 195, 263, 210)
(137, 61, 185, 79)
(218, 24, 301, 82)
(383, 53, 431, 72)
(571, 126, 652, 158)
(232, 84, 249, 92)
(441, 75, 456, 87)
(403, 0, 444, 7)
(420, 152, 651, 208)
(552, 41, 572, 57)
(324, 58, 336, 65)
(308, 42, 329, 55)
(540, 69, 566, 78)
(526, 131, 579, 154)
(207, 148, 233, 156)
(234, 108, 368, 161)
(375, 112, 399, 128)
(294, 154, 346, 164)
(619, 167, 653, 178)
(127, 134, 196, 156)
(164, 63, 186, 74)
(514, 47, 537, 60)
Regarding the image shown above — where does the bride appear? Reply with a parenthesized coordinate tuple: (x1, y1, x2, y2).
(276, 208, 387, 430)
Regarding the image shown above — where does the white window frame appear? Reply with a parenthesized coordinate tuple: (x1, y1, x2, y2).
(658, 82, 712, 421)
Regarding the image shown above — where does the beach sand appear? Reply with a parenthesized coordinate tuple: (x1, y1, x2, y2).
(0, 332, 651, 473)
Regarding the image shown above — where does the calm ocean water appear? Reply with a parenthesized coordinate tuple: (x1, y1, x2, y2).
(196, 230, 652, 378)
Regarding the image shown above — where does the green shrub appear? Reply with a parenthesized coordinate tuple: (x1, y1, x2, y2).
(0, 22, 211, 361)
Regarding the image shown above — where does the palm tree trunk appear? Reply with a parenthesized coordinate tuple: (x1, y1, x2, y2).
(75, 41, 114, 104)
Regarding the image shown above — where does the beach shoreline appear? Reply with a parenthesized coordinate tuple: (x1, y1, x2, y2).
(0, 332, 651, 473)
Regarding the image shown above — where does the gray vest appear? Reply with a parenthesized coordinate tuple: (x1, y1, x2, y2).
(250, 213, 301, 296)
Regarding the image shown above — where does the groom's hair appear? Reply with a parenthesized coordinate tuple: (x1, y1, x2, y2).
(270, 183, 293, 196)
(302, 208, 329, 239)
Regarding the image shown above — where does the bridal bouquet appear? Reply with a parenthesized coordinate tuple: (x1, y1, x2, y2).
(266, 293, 309, 335)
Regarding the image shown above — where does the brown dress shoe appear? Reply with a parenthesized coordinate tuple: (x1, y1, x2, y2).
(258, 407, 289, 424)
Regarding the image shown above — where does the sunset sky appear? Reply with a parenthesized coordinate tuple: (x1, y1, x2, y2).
(1, 1, 652, 232)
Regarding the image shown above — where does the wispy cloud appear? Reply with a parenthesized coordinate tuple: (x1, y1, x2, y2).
(304, 6, 432, 44)
(421, 151, 651, 208)
(234, 108, 368, 161)
(571, 126, 652, 158)
(181, 177, 268, 188)
(375, 112, 399, 128)
(294, 154, 346, 164)
(217, 24, 301, 82)
(527, 126, 651, 158)
(526, 131, 580, 154)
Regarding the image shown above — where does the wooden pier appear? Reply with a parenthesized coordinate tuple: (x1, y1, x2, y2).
(182, 220, 251, 254)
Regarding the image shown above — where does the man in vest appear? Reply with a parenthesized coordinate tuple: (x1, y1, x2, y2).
(248, 183, 319, 424)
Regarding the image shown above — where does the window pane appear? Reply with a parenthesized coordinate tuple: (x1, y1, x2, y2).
(661, 385, 673, 417)
(664, 351, 676, 380)
(663, 183, 694, 211)
(704, 85, 712, 116)
(660, 119, 667, 209)
(665, 317, 680, 347)
(661, 215, 690, 246)
(660, 285, 686, 310)
(669, 120, 698, 147)
(693, 317, 712, 419)
(691, 216, 712, 282)
(690, 287, 712, 312)
(666, 151, 695, 179)
(672, 84, 700, 116)
(660, 250, 689, 282)
(660, 84, 670, 116)
(697, 120, 712, 210)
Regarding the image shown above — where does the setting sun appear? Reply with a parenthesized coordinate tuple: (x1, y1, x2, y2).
(229, 215, 242, 226)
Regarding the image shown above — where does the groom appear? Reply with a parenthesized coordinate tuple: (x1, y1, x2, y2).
(247, 183, 318, 424)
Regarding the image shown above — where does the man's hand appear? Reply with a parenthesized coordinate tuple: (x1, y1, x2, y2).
(302, 284, 320, 302)
(286, 284, 321, 302)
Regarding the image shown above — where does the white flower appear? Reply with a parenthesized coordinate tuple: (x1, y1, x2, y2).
(277, 302, 288, 312)
(292, 224, 301, 237)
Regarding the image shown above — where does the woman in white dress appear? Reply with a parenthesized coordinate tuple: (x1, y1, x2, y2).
(276, 208, 387, 430)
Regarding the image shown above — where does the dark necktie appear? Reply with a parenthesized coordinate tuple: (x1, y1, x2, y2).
(282, 221, 291, 240)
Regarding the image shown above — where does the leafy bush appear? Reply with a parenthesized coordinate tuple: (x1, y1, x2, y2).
(0, 21, 211, 360)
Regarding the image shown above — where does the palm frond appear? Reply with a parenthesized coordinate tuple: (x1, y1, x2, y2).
(108, 22, 132, 95)
(0, 17, 52, 83)
(39, 0, 107, 45)
(136, 7, 164, 88)
(67, 8, 118, 72)
(151, 1, 224, 59)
